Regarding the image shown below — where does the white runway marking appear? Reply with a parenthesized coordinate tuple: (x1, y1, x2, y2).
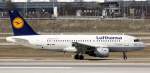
(0, 60, 149, 73)
(0, 67, 72, 69)
(0, 63, 149, 73)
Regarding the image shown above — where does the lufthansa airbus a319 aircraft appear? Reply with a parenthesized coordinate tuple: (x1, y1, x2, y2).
(6, 10, 145, 60)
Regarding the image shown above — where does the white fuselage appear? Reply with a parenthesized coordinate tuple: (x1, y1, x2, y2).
(6, 35, 144, 52)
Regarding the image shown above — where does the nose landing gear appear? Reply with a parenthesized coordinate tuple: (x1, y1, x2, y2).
(123, 52, 127, 60)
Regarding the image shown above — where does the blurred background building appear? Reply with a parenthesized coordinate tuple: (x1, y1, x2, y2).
(74, 0, 84, 2)
(0, 0, 149, 19)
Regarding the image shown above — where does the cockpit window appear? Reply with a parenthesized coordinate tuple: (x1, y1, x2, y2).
(134, 39, 140, 42)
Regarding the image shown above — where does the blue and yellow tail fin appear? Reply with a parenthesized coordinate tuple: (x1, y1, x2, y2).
(9, 10, 38, 36)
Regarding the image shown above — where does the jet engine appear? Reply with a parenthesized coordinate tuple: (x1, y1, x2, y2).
(88, 47, 109, 57)
(94, 47, 109, 57)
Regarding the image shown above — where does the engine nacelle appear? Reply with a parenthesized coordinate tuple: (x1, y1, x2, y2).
(94, 47, 109, 57)
(64, 47, 77, 52)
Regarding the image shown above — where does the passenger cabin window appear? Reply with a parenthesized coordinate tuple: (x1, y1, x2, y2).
(134, 39, 140, 42)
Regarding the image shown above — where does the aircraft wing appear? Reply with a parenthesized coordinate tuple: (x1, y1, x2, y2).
(72, 42, 107, 54)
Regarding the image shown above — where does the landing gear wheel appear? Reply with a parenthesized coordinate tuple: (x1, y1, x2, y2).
(74, 54, 84, 60)
(74, 54, 79, 59)
(79, 55, 84, 60)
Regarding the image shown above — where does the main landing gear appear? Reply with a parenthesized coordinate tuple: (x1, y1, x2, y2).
(72, 42, 85, 60)
(123, 52, 127, 60)
(74, 54, 84, 60)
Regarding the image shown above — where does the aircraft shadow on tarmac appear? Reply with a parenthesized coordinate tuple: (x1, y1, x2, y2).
(84, 58, 118, 61)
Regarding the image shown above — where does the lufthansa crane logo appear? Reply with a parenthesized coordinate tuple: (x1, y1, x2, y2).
(13, 17, 24, 29)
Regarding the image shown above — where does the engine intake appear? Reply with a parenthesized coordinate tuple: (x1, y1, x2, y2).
(88, 47, 109, 57)
(94, 47, 109, 57)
